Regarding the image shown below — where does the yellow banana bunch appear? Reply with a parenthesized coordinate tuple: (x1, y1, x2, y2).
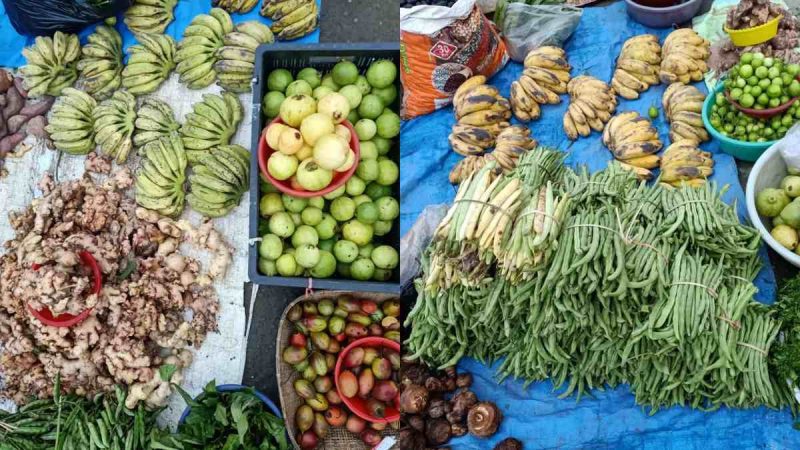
(449, 155, 490, 184)
(564, 75, 616, 140)
(175, 8, 233, 89)
(511, 46, 570, 122)
(134, 98, 180, 149)
(612, 35, 661, 100)
(216, 21, 275, 93)
(662, 83, 709, 144)
(124, 0, 178, 34)
(19, 31, 80, 98)
(92, 90, 137, 163)
(263, 0, 319, 41)
(45, 88, 97, 155)
(659, 29, 710, 85)
(493, 125, 536, 172)
(180, 92, 243, 162)
(449, 123, 494, 156)
(603, 111, 662, 180)
(659, 139, 713, 188)
(77, 20, 123, 99)
(213, 0, 260, 13)
(454, 75, 511, 136)
(135, 134, 187, 218)
(188, 144, 250, 218)
(122, 33, 176, 96)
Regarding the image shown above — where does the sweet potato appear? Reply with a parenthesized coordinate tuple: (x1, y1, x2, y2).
(8, 115, 30, 133)
(0, 70, 12, 94)
(3, 87, 24, 119)
(19, 96, 54, 118)
(0, 132, 25, 153)
(13, 77, 26, 98)
(26, 115, 47, 139)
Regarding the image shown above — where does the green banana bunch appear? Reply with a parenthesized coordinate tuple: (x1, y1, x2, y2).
(180, 92, 243, 162)
(213, 0, 260, 13)
(19, 31, 80, 97)
(187, 144, 250, 218)
(135, 133, 187, 217)
(134, 98, 180, 149)
(77, 20, 123, 99)
(216, 21, 274, 93)
(122, 33, 176, 95)
(262, 0, 319, 40)
(93, 90, 137, 163)
(124, 0, 178, 34)
(45, 88, 97, 155)
(175, 8, 233, 89)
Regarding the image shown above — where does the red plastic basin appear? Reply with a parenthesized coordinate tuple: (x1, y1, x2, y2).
(334, 336, 400, 424)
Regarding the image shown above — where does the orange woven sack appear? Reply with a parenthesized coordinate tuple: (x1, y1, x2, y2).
(400, 0, 509, 119)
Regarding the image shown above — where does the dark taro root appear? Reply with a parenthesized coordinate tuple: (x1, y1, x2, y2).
(398, 427, 426, 450)
(399, 383, 428, 414)
(425, 418, 452, 446)
(494, 437, 523, 450)
(467, 402, 502, 437)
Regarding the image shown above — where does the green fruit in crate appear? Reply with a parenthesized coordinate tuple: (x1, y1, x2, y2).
(323, 184, 346, 200)
(308, 196, 325, 209)
(311, 251, 337, 278)
(263, 91, 286, 117)
(316, 214, 337, 240)
(343, 220, 373, 246)
(356, 202, 379, 224)
(321, 74, 340, 91)
(259, 234, 283, 260)
(373, 220, 392, 236)
(297, 160, 333, 191)
(353, 194, 371, 207)
(318, 93, 351, 124)
(347, 109, 360, 125)
(319, 238, 335, 253)
(376, 197, 399, 221)
(355, 75, 372, 95)
(377, 160, 399, 186)
(268, 68, 293, 92)
(366, 59, 397, 89)
(283, 194, 308, 213)
(301, 207, 324, 226)
(277, 253, 297, 276)
(270, 211, 296, 237)
(332, 60, 359, 86)
(346, 176, 366, 196)
(297, 67, 322, 88)
(339, 85, 363, 109)
(258, 258, 277, 275)
(260, 193, 284, 216)
(331, 197, 356, 221)
(313, 86, 334, 100)
(371, 245, 399, 270)
(351, 258, 375, 281)
(360, 141, 378, 160)
(373, 268, 393, 281)
(355, 119, 377, 141)
(280, 94, 317, 127)
(357, 159, 379, 181)
(338, 262, 351, 278)
(373, 136, 391, 155)
(366, 183, 392, 200)
(333, 240, 359, 263)
(292, 225, 320, 247)
(359, 243, 374, 259)
(359, 94, 384, 120)
(287, 79, 313, 97)
(372, 85, 397, 106)
(296, 244, 321, 268)
(301, 113, 336, 146)
(376, 110, 400, 138)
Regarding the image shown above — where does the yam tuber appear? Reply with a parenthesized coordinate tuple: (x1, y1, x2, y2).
(0, 69, 12, 94)
(3, 87, 23, 119)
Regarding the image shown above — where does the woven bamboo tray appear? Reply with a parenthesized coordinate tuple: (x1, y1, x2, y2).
(277, 290, 399, 449)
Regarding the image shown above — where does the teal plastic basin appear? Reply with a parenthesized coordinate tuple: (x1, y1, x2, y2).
(702, 83, 776, 162)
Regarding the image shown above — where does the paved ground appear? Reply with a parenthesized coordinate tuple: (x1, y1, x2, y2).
(242, 0, 399, 404)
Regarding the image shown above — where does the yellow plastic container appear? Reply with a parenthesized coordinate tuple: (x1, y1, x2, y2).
(724, 15, 782, 47)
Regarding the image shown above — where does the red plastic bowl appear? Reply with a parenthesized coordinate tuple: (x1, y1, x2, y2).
(334, 337, 400, 424)
(27, 251, 102, 328)
(258, 117, 360, 198)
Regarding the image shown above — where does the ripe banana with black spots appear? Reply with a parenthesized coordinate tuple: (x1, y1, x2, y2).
(123, 33, 176, 95)
(213, 0, 260, 13)
(453, 75, 511, 138)
(176, 8, 232, 89)
(511, 46, 569, 122)
(263, 0, 319, 40)
(45, 88, 96, 155)
(188, 144, 250, 218)
(603, 111, 663, 179)
(135, 134, 187, 217)
(662, 83, 708, 144)
(216, 21, 274, 92)
(134, 98, 180, 149)
(449, 155, 488, 185)
(659, 28, 710, 84)
(180, 92, 243, 160)
(92, 90, 137, 163)
(659, 139, 713, 186)
(612, 35, 661, 100)
(493, 125, 536, 172)
(77, 20, 123, 99)
(20, 31, 80, 97)
(125, 0, 178, 34)
(564, 75, 616, 140)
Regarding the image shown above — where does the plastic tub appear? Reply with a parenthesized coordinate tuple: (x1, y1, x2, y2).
(258, 117, 360, 198)
(334, 336, 400, 424)
(248, 42, 401, 293)
(624, 0, 703, 28)
(702, 83, 776, 161)
(178, 384, 283, 425)
(745, 143, 800, 268)
(725, 15, 782, 47)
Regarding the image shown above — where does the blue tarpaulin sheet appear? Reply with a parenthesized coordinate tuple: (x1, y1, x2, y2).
(400, 2, 798, 448)
(0, 0, 320, 68)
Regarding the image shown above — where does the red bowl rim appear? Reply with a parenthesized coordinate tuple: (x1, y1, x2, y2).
(27, 251, 102, 328)
(334, 336, 400, 424)
(258, 117, 360, 198)
(724, 74, 800, 118)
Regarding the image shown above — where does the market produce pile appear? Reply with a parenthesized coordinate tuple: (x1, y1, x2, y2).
(257, 59, 401, 282)
(405, 157, 795, 412)
(0, 168, 231, 407)
(280, 296, 400, 448)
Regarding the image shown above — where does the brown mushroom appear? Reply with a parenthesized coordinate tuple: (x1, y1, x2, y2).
(456, 373, 473, 388)
(425, 418, 452, 446)
(399, 383, 428, 414)
(451, 389, 478, 415)
(494, 438, 523, 450)
(467, 402, 502, 437)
